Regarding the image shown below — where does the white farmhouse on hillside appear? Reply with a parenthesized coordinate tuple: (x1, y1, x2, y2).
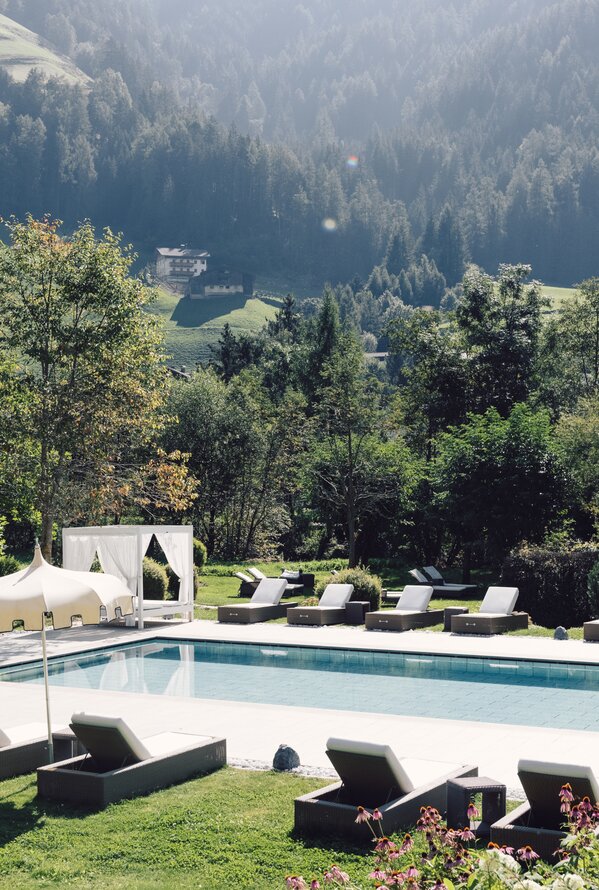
(155, 247, 210, 283)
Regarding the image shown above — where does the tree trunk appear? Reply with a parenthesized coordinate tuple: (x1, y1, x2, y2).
(347, 509, 357, 568)
(462, 544, 472, 583)
(41, 512, 53, 563)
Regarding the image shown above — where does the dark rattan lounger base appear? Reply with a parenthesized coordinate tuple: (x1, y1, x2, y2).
(365, 609, 444, 632)
(37, 736, 226, 808)
(491, 802, 566, 862)
(451, 612, 529, 635)
(287, 607, 347, 626)
(218, 602, 298, 623)
(0, 738, 49, 780)
(584, 620, 599, 641)
(295, 763, 477, 841)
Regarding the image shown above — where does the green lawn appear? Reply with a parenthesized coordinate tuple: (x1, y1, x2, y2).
(542, 283, 576, 311)
(0, 767, 368, 890)
(147, 286, 281, 366)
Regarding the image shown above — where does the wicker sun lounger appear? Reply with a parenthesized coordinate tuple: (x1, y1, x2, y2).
(491, 759, 599, 861)
(450, 587, 529, 635)
(365, 585, 442, 632)
(0, 722, 72, 779)
(233, 571, 260, 597)
(218, 578, 296, 623)
(287, 584, 354, 626)
(409, 568, 478, 597)
(37, 713, 226, 808)
(295, 737, 477, 840)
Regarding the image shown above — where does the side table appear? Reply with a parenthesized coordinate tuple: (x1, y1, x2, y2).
(446, 775, 506, 839)
(443, 606, 468, 632)
(345, 600, 371, 625)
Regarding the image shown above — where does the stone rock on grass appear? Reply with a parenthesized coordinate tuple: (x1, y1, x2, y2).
(273, 744, 300, 771)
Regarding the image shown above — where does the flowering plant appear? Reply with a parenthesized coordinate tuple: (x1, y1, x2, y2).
(286, 786, 599, 889)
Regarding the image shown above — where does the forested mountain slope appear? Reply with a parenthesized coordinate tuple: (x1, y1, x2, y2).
(0, 0, 597, 286)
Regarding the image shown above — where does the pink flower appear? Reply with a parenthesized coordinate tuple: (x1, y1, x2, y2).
(399, 832, 414, 853)
(355, 806, 372, 824)
(310, 882, 321, 890)
(466, 801, 479, 820)
(285, 877, 307, 890)
(459, 826, 476, 842)
(405, 866, 419, 878)
(517, 845, 540, 862)
(368, 869, 387, 881)
(323, 865, 349, 885)
(372, 808, 383, 821)
(375, 837, 397, 853)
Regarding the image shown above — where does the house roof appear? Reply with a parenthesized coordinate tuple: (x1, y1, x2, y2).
(156, 247, 210, 258)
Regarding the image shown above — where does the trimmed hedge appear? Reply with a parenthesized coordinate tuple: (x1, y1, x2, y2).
(316, 566, 382, 610)
(193, 538, 207, 570)
(501, 545, 599, 627)
(143, 557, 169, 600)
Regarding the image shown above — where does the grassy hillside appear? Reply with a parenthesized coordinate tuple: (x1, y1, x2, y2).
(0, 14, 90, 85)
(148, 286, 281, 367)
(542, 284, 576, 310)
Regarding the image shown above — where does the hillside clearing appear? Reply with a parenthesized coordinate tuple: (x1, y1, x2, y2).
(0, 14, 90, 85)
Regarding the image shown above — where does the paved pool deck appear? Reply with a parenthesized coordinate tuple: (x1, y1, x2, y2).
(2, 619, 599, 795)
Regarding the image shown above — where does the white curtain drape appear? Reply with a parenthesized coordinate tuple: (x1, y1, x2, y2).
(156, 531, 191, 603)
(97, 534, 152, 593)
(63, 535, 98, 573)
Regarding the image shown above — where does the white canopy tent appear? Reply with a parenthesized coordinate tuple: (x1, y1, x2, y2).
(62, 525, 194, 629)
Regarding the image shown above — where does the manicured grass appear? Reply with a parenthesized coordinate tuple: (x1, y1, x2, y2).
(0, 767, 369, 890)
(146, 286, 281, 366)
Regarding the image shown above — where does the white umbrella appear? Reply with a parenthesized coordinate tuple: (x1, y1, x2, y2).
(0, 543, 133, 761)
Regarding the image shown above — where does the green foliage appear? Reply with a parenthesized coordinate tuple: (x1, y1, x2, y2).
(316, 566, 382, 610)
(432, 404, 569, 563)
(142, 557, 169, 600)
(501, 544, 599, 627)
(193, 538, 207, 570)
(0, 553, 22, 576)
(587, 559, 599, 621)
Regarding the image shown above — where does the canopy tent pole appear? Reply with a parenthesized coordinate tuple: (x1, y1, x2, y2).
(41, 617, 54, 763)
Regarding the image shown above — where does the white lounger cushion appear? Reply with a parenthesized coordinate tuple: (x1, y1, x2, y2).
(142, 732, 212, 758)
(0, 722, 53, 747)
(250, 578, 287, 604)
(518, 758, 599, 804)
(71, 712, 152, 761)
(234, 571, 254, 583)
(281, 569, 301, 580)
(319, 584, 354, 607)
(325, 738, 463, 796)
(327, 736, 415, 793)
(248, 567, 267, 580)
(396, 585, 433, 613)
(480, 586, 519, 615)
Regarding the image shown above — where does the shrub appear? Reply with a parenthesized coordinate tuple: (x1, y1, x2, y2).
(501, 544, 599, 627)
(193, 538, 207, 570)
(588, 559, 599, 619)
(142, 557, 169, 600)
(0, 553, 23, 576)
(316, 566, 382, 610)
(166, 564, 200, 601)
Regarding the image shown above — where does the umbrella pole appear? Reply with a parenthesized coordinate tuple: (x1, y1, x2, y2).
(41, 618, 54, 763)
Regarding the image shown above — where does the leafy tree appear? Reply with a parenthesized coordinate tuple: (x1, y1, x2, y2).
(309, 332, 411, 566)
(431, 404, 569, 569)
(555, 396, 599, 537)
(387, 309, 470, 457)
(456, 264, 547, 415)
(0, 217, 192, 558)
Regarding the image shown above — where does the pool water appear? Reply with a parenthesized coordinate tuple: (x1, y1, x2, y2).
(1, 639, 597, 731)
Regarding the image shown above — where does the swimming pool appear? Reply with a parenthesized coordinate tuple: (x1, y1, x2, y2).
(0, 639, 596, 731)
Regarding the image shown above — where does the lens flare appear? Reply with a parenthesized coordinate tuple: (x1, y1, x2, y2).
(322, 217, 338, 232)
(346, 155, 359, 168)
